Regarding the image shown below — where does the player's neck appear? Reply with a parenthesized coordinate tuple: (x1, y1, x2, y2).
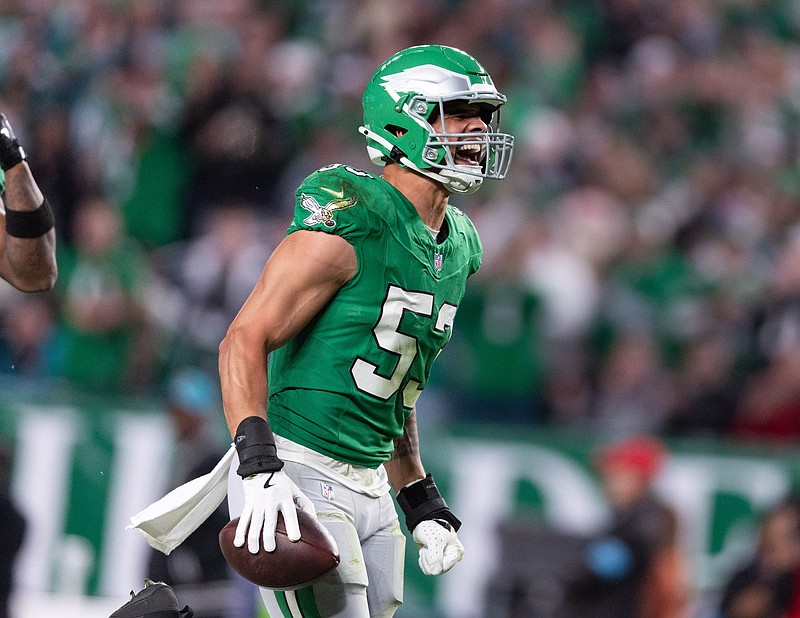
(382, 164, 449, 232)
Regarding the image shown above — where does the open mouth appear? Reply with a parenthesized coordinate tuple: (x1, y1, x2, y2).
(455, 142, 485, 167)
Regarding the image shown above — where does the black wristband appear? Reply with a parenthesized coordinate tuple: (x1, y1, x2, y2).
(234, 416, 284, 478)
(5, 197, 55, 238)
(397, 473, 461, 532)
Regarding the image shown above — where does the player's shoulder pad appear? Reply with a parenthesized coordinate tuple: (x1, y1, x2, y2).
(291, 164, 379, 241)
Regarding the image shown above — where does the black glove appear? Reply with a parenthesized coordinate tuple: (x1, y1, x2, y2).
(0, 114, 26, 171)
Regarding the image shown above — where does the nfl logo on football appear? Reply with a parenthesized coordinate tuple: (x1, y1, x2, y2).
(434, 252, 443, 272)
(321, 481, 335, 501)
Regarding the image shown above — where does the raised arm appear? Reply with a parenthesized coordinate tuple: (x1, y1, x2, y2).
(0, 115, 56, 292)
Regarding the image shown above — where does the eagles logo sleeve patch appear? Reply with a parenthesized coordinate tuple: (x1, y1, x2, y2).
(300, 190, 358, 229)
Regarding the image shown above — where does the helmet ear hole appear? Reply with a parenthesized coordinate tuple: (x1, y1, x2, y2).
(385, 124, 407, 138)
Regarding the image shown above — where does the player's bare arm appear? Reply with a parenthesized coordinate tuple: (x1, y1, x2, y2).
(219, 229, 356, 437)
(385, 408, 426, 492)
(0, 115, 57, 292)
(386, 405, 464, 575)
(386, 407, 466, 571)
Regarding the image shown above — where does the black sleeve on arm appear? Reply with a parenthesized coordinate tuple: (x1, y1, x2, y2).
(397, 473, 461, 532)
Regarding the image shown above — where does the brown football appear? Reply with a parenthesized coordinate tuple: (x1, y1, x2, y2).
(219, 510, 340, 590)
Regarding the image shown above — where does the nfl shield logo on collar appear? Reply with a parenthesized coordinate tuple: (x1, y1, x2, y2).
(321, 481, 335, 501)
(434, 252, 443, 272)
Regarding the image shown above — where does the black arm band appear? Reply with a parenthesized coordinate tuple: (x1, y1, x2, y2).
(397, 473, 462, 532)
(234, 416, 284, 478)
(5, 197, 55, 238)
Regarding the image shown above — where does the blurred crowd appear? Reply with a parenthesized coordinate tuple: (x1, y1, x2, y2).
(0, 0, 798, 446)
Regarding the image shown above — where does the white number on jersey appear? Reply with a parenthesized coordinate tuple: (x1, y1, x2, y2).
(350, 285, 456, 408)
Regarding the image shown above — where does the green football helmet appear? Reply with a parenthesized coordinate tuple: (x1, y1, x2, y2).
(359, 45, 514, 194)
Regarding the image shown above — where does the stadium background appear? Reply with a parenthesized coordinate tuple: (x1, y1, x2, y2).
(2, 0, 800, 616)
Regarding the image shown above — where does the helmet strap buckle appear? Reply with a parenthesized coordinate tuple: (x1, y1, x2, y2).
(389, 146, 406, 164)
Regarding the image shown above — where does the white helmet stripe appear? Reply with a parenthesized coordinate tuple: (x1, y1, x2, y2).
(381, 65, 479, 97)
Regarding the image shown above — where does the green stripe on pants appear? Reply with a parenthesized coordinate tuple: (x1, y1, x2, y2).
(274, 588, 322, 618)
(295, 587, 323, 618)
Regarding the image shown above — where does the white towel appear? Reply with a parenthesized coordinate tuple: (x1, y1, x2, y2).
(129, 444, 235, 554)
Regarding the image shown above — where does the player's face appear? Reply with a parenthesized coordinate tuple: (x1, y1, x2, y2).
(431, 101, 492, 168)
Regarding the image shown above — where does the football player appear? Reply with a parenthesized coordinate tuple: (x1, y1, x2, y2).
(221, 44, 514, 617)
(0, 113, 57, 292)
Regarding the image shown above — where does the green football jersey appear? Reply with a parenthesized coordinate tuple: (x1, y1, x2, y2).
(268, 164, 482, 467)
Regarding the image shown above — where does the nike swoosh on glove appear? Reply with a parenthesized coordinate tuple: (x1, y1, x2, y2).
(412, 518, 465, 576)
(235, 469, 316, 553)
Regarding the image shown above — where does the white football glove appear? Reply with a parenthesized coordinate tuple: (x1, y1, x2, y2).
(412, 519, 465, 576)
(234, 469, 316, 554)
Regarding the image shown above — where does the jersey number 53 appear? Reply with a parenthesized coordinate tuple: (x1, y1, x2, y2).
(350, 284, 456, 409)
